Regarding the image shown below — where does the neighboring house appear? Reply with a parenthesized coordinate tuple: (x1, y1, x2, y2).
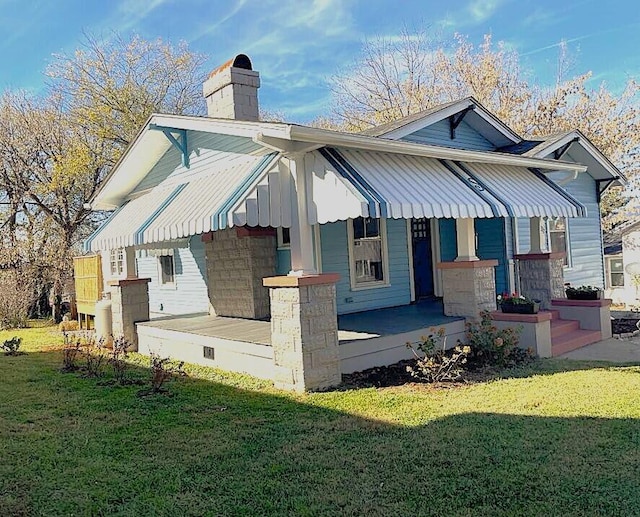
(604, 221, 640, 306)
(83, 55, 623, 391)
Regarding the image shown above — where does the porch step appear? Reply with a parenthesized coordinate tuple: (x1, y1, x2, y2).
(551, 329, 602, 356)
(550, 319, 580, 339)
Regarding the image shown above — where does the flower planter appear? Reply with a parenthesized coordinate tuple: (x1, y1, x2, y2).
(565, 290, 602, 301)
(500, 301, 540, 314)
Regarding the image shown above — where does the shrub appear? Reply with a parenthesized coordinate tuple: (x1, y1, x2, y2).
(61, 333, 82, 372)
(2, 336, 23, 356)
(0, 271, 36, 329)
(83, 336, 108, 378)
(465, 311, 533, 367)
(139, 354, 186, 395)
(406, 327, 470, 382)
(109, 336, 132, 384)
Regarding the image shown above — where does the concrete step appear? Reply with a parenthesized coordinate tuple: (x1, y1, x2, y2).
(552, 329, 602, 356)
(548, 310, 561, 321)
(551, 319, 580, 339)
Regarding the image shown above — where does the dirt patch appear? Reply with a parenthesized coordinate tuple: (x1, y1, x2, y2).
(340, 359, 507, 390)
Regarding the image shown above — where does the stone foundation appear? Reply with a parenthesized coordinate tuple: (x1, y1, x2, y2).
(515, 253, 565, 309)
(264, 274, 341, 392)
(437, 260, 498, 319)
(109, 278, 150, 349)
(204, 227, 276, 319)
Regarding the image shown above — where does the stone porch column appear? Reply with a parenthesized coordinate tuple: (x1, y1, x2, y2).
(436, 260, 498, 318)
(109, 278, 151, 350)
(263, 273, 341, 392)
(515, 252, 565, 309)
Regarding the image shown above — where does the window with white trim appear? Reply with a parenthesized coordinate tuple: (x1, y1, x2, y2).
(159, 255, 175, 285)
(277, 227, 290, 249)
(110, 248, 124, 277)
(349, 217, 388, 287)
(548, 217, 570, 266)
(607, 256, 624, 287)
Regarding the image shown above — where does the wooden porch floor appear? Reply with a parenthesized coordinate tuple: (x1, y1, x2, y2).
(138, 300, 462, 346)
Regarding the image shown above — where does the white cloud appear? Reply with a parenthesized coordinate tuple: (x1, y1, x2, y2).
(467, 0, 505, 23)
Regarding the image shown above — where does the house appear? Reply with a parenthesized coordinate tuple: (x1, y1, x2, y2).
(83, 54, 623, 391)
(604, 221, 640, 306)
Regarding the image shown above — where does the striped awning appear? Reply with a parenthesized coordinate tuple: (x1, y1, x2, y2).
(86, 145, 586, 252)
(86, 153, 280, 251)
(317, 148, 586, 220)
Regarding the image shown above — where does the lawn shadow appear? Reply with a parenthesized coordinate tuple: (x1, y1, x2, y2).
(1, 345, 640, 516)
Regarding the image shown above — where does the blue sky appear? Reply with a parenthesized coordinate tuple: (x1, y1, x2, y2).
(1, 0, 639, 123)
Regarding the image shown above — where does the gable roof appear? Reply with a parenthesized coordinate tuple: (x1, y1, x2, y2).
(92, 113, 586, 210)
(359, 97, 521, 148)
(500, 130, 624, 184)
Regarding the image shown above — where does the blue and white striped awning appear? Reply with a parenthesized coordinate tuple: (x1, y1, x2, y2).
(317, 148, 586, 220)
(86, 145, 586, 252)
(85, 153, 281, 252)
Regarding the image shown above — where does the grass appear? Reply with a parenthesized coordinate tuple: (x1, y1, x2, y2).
(1, 323, 640, 516)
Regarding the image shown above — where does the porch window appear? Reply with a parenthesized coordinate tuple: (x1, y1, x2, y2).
(110, 248, 124, 276)
(348, 217, 388, 288)
(159, 255, 175, 285)
(607, 257, 624, 287)
(548, 217, 570, 266)
(277, 227, 290, 249)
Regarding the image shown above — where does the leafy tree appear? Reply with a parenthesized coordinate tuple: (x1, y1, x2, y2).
(47, 33, 208, 156)
(325, 31, 640, 230)
(0, 34, 209, 324)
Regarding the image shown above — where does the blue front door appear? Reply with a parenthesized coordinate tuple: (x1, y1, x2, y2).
(412, 218, 434, 299)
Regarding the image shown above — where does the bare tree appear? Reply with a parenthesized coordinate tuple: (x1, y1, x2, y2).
(325, 31, 640, 229)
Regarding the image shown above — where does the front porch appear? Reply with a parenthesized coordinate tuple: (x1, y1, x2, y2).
(136, 300, 465, 378)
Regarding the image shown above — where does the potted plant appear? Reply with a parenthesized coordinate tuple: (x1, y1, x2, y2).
(565, 285, 602, 300)
(498, 293, 540, 314)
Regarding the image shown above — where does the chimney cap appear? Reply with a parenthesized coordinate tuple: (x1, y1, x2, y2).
(208, 53, 253, 78)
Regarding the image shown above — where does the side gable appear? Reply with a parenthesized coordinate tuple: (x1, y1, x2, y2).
(362, 97, 521, 150)
(401, 117, 495, 151)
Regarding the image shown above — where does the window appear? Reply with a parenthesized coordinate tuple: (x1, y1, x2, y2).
(608, 257, 624, 287)
(110, 248, 124, 276)
(349, 217, 387, 287)
(277, 227, 290, 249)
(548, 217, 570, 266)
(159, 255, 175, 285)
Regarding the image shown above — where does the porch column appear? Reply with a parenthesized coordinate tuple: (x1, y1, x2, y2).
(109, 278, 151, 350)
(455, 218, 478, 261)
(287, 153, 316, 275)
(263, 273, 341, 392)
(515, 252, 565, 309)
(437, 260, 498, 318)
(528, 217, 546, 254)
(124, 246, 137, 279)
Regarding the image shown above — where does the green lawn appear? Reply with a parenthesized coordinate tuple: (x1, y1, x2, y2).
(1, 324, 639, 516)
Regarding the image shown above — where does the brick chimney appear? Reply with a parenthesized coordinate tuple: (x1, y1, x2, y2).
(202, 54, 260, 121)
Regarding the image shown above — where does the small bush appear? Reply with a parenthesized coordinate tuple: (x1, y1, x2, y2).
(465, 311, 533, 368)
(83, 336, 108, 378)
(139, 354, 186, 396)
(61, 333, 82, 372)
(109, 336, 132, 384)
(406, 327, 470, 383)
(2, 336, 24, 356)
